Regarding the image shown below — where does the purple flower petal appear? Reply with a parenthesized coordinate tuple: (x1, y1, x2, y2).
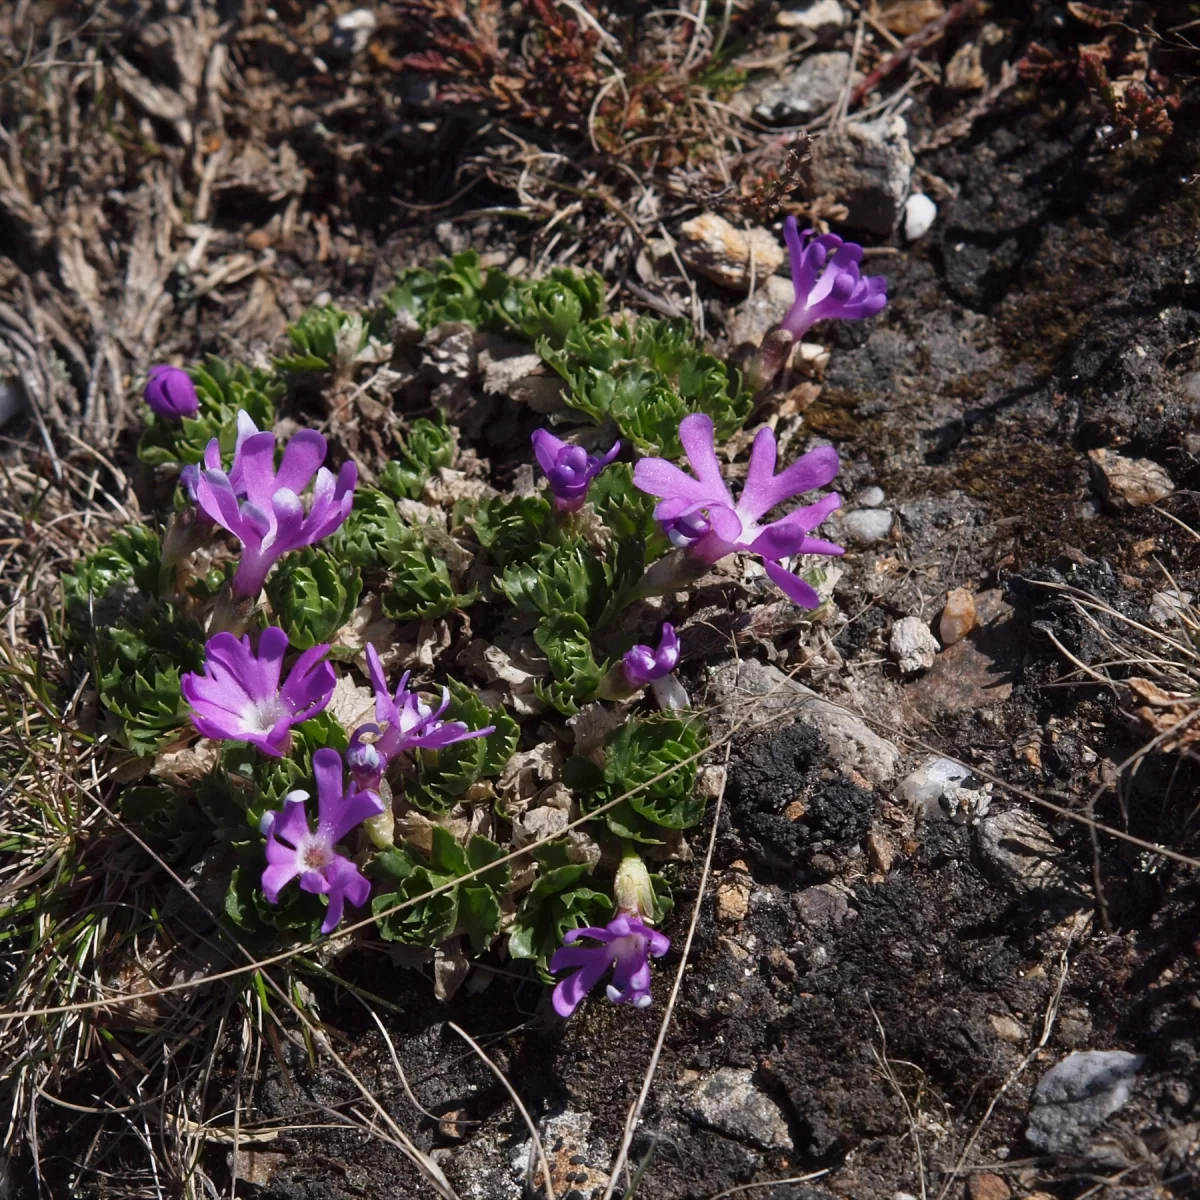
(259, 750, 380, 934)
(531, 428, 620, 511)
(193, 411, 356, 599)
(144, 365, 200, 420)
(762, 560, 822, 608)
(622, 623, 680, 688)
(182, 627, 335, 754)
(363, 645, 493, 761)
(552, 956, 611, 1018)
(778, 217, 888, 340)
(548, 912, 671, 1018)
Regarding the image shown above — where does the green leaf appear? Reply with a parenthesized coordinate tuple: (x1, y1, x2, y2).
(409, 683, 518, 815)
(507, 842, 613, 974)
(225, 862, 326, 937)
(533, 612, 607, 715)
(369, 827, 509, 949)
(95, 603, 206, 755)
(459, 886, 503, 954)
(499, 268, 606, 348)
(380, 415, 457, 501)
(274, 306, 389, 375)
(326, 488, 476, 620)
(496, 538, 611, 624)
(537, 314, 751, 457)
(265, 547, 362, 648)
(381, 250, 507, 330)
(463, 493, 553, 568)
(121, 785, 209, 861)
(62, 525, 161, 631)
(566, 714, 708, 839)
(137, 356, 282, 468)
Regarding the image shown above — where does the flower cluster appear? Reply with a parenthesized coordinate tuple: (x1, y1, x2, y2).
(131, 224, 886, 1012)
(261, 748, 385, 934)
(532, 429, 620, 512)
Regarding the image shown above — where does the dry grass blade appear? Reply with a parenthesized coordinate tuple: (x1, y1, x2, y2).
(704, 1172, 832, 1200)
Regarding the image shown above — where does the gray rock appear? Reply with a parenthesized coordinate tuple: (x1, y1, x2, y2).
(753, 52, 851, 123)
(795, 883, 854, 930)
(687, 1068, 793, 1151)
(900, 756, 990, 823)
(709, 660, 900, 783)
(807, 116, 914, 234)
(727, 275, 795, 347)
(840, 508, 893, 545)
(889, 616, 939, 675)
(856, 485, 885, 507)
(973, 809, 1080, 894)
(1149, 589, 1193, 628)
(1026, 1051, 1145, 1152)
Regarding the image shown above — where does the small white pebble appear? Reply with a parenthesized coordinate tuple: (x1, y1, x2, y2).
(904, 193, 938, 241)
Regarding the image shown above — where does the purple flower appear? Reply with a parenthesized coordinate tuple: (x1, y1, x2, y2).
(346, 722, 386, 791)
(363, 643, 494, 764)
(181, 626, 336, 757)
(144, 364, 199, 420)
(191, 411, 357, 599)
(549, 914, 670, 1017)
(531, 429, 620, 512)
(260, 747, 384, 934)
(779, 217, 887, 340)
(623, 623, 680, 688)
(633, 413, 843, 608)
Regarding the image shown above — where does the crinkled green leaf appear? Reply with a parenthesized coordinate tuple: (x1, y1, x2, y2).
(370, 826, 509, 948)
(462, 493, 553, 568)
(95, 603, 205, 756)
(533, 612, 606, 715)
(328, 487, 476, 619)
(382, 250, 509, 330)
(507, 842, 613, 975)
(379, 415, 457, 501)
(409, 682, 518, 814)
(63, 525, 161, 631)
(497, 538, 611, 624)
(567, 714, 707, 838)
(265, 547, 362, 649)
(498, 267, 606, 348)
(274, 306, 390, 375)
(120, 785, 209, 861)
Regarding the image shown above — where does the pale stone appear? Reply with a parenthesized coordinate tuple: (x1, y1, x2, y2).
(903, 192, 937, 240)
(989, 1013, 1029, 1044)
(776, 0, 847, 33)
(939, 586, 977, 646)
(841, 508, 893, 545)
(1088, 447, 1175, 509)
(807, 116, 914, 234)
(889, 615, 939, 674)
(678, 212, 785, 290)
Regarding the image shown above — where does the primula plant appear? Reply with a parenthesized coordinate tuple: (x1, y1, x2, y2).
(62, 232, 885, 1017)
